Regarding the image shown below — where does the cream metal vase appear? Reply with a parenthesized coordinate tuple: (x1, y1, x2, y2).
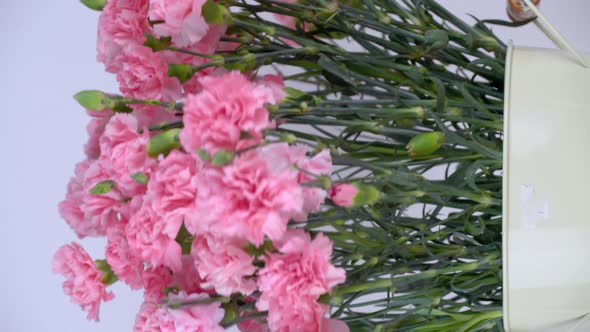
(502, 2, 590, 331)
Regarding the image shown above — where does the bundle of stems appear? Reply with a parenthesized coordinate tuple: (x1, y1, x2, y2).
(198, 0, 511, 331)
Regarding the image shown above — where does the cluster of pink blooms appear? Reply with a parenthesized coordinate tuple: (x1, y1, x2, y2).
(54, 0, 360, 331)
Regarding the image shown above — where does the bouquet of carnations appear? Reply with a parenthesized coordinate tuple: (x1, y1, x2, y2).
(54, 0, 512, 331)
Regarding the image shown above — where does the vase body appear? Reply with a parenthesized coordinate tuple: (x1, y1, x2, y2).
(503, 45, 590, 331)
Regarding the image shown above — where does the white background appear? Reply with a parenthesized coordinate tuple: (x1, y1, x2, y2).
(0, 1, 588, 331)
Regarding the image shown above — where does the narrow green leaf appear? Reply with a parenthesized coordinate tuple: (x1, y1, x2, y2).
(89, 180, 115, 195)
(131, 172, 149, 185)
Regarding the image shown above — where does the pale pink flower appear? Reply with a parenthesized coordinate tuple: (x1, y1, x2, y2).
(97, 0, 151, 72)
(99, 114, 157, 196)
(147, 150, 200, 228)
(106, 223, 144, 289)
(191, 150, 303, 245)
(179, 71, 277, 156)
(85, 110, 113, 159)
(149, 0, 210, 48)
(258, 74, 286, 103)
(159, 292, 225, 332)
(142, 265, 173, 302)
(261, 144, 332, 221)
(52, 242, 115, 321)
(116, 44, 183, 102)
(330, 183, 358, 207)
(133, 104, 180, 128)
(172, 256, 207, 295)
(59, 159, 125, 237)
(191, 233, 257, 296)
(134, 302, 162, 332)
(126, 203, 184, 272)
(257, 230, 346, 332)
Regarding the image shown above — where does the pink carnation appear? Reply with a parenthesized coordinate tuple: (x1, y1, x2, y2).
(330, 183, 358, 207)
(126, 203, 184, 272)
(59, 159, 125, 237)
(99, 114, 157, 197)
(106, 223, 144, 289)
(134, 302, 162, 332)
(85, 110, 113, 159)
(191, 150, 303, 245)
(257, 230, 346, 332)
(179, 71, 278, 156)
(261, 143, 332, 221)
(149, 0, 210, 48)
(52, 242, 115, 321)
(147, 150, 200, 228)
(171, 256, 207, 295)
(116, 45, 182, 102)
(237, 312, 270, 332)
(142, 265, 173, 302)
(159, 292, 225, 332)
(191, 233, 257, 296)
(97, 0, 150, 72)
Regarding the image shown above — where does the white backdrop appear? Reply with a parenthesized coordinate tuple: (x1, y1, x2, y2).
(0, 1, 588, 331)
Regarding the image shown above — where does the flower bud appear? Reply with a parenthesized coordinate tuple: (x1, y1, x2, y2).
(168, 64, 195, 83)
(147, 129, 181, 158)
(406, 132, 445, 157)
(80, 0, 106, 11)
(330, 183, 381, 207)
(202, 0, 232, 25)
(74, 90, 115, 111)
(507, 0, 540, 22)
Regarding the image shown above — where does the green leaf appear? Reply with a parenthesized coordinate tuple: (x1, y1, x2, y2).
(196, 148, 211, 161)
(147, 128, 182, 158)
(89, 180, 115, 195)
(131, 172, 149, 185)
(202, 0, 232, 25)
(74, 90, 114, 111)
(168, 64, 195, 83)
(144, 34, 172, 52)
(211, 150, 235, 166)
(80, 0, 106, 11)
(284, 87, 307, 100)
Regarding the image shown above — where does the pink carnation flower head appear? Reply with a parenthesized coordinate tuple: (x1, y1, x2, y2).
(159, 292, 225, 332)
(59, 159, 125, 238)
(97, 0, 151, 72)
(52, 242, 115, 321)
(116, 45, 182, 102)
(180, 71, 278, 157)
(261, 144, 332, 221)
(147, 150, 201, 228)
(257, 230, 346, 331)
(330, 183, 359, 207)
(191, 233, 257, 296)
(106, 223, 144, 289)
(99, 114, 157, 197)
(126, 203, 184, 272)
(149, 0, 210, 48)
(142, 265, 173, 302)
(191, 150, 304, 245)
(134, 302, 163, 332)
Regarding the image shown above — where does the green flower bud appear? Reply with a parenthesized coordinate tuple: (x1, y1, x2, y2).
(352, 183, 381, 207)
(279, 133, 297, 144)
(80, 0, 106, 11)
(202, 0, 232, 25)
(406, 132, 445, 157)
(147, 128, 181, 158)
(74, 90, 115, 111)
(168, 64, 195, 83)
